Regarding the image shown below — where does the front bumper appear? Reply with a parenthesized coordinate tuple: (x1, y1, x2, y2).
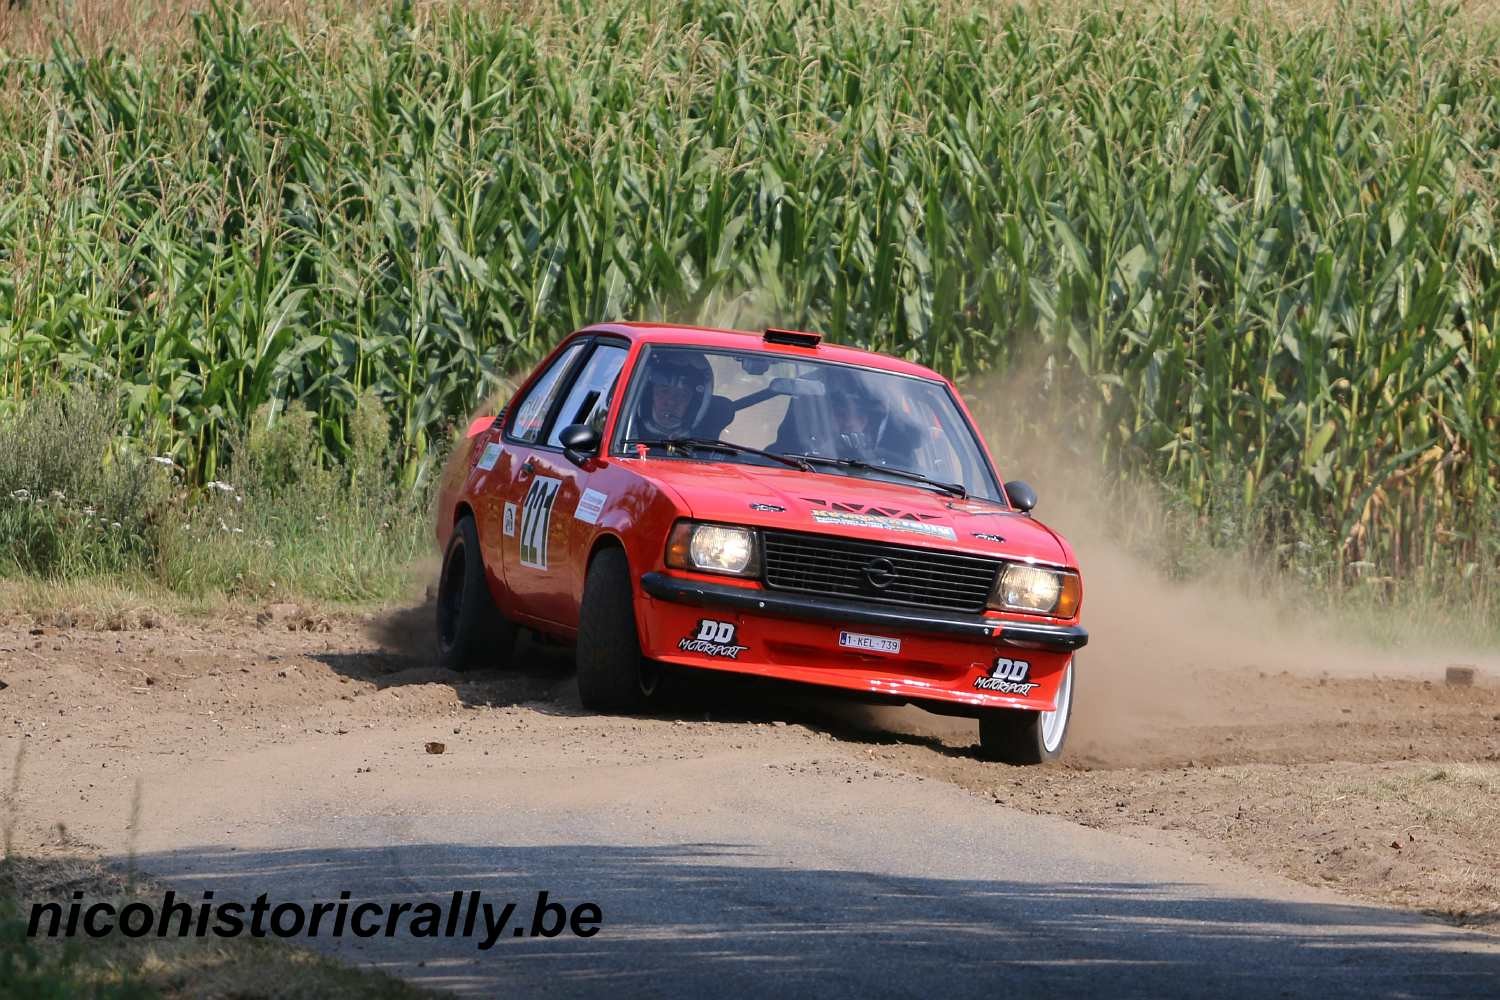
(639, 572, 1087, 652)
(637, 572, 1086, 714)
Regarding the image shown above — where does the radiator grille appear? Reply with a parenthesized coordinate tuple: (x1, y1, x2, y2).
(761, 530, 999, 613)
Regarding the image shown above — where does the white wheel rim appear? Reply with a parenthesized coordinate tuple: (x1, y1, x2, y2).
(1040, 658, 1073, 753)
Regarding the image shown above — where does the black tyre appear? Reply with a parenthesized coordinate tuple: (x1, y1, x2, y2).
(977, 656, 1075, 765)
(576, 547, 661, 712)
(436, 514, 516, 671)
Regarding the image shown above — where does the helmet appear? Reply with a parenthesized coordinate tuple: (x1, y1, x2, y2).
(637, 351, 713, 438)
(823, 368, 884, 457)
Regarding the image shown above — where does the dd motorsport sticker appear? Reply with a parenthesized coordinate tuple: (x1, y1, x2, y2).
(973, 657, 1037, 695)
(502, 502, 517, 537)
(519, 476, 561, 569)
(810, 509, 957, 541)
(679, 619, 748, 660)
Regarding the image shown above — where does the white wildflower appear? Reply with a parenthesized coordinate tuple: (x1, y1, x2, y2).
(151, 456, 178, 468)
(10, 489, 31, 501)
(83, 506, 97, 517)
(206, 481, 235, 493)
(50, 489, 66, 501)
(111, 522, 121, 529)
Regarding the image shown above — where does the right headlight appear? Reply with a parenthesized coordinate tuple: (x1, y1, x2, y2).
(665, 521, 760, 577)
(989, 563, 1081, 618)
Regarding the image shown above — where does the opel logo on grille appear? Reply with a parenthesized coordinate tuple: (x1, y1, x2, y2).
(862, 557, 898, 590)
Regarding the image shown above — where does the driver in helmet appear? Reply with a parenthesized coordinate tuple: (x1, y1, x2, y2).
(826, 371, 919, 468)
(634, 352, 715, 440)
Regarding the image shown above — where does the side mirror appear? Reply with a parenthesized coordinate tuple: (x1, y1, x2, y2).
(1004, 480, 1037, 515)
(559, 423, 602, 467)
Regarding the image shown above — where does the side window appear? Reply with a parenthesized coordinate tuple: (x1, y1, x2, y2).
(546, 344, 628, 446)
(509, 342, 586, 444)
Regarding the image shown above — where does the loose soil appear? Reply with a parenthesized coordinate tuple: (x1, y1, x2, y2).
(2, 601, 1497, 929)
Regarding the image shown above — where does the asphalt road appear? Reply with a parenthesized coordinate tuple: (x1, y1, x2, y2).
(114, 717, 1500, 998)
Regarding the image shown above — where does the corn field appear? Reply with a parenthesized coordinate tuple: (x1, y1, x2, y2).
(1, 0, 1498, 585)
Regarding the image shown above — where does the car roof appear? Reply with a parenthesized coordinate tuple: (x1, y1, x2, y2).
(581, 322, 947, 382)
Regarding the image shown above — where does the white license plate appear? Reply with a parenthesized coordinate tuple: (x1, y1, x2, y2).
(838, 631, 901, 655)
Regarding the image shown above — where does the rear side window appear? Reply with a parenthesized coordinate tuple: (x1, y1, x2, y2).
(546, 344, 628, 446)
(509, 342, 585, 443)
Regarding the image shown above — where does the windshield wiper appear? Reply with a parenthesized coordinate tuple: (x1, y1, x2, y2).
(626, 437, 811, 472)
(785, 453, 968, 498)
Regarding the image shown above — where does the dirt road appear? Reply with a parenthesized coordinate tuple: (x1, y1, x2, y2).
(3, 600, 1498, 994)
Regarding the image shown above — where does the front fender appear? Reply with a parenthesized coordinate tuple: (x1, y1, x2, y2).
(583, 465, 693, 649)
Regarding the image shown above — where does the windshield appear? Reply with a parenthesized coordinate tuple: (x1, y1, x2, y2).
(613, 345, 1003, 501)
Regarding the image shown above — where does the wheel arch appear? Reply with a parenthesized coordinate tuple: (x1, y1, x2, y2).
(585, 530, 629, 573)
(438, 499, 477, 554)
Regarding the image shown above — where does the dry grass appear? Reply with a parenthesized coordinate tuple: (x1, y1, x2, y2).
(0, 576, 190, 630)
(9, 0, 1500, 57)
(0, 575, 397, 631)
(1346, 764, 1500, 847)
(1, 0, 329, 54)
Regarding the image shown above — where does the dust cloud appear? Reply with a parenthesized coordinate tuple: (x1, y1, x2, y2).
(848, 365, 1496, 762)
(964, 367, 1497, 760)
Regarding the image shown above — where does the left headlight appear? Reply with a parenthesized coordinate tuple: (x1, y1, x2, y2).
(990, 563, 1081, 618)
(666, 521, 759, 577)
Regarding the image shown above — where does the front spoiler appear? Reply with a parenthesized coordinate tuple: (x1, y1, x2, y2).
(639, 572, 1088, 653)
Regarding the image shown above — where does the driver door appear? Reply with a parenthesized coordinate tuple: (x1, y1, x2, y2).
(500, 339, 628, 629)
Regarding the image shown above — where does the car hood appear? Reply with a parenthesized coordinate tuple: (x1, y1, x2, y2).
(634, 458, 1070, 566)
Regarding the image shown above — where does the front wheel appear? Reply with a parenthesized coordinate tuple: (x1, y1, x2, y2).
(435, 514, 516, 671)
(576, 547, 661, 713)
(977, 656, 1075, 765)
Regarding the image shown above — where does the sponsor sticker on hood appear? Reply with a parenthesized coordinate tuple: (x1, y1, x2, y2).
(810, 508, 957, 541)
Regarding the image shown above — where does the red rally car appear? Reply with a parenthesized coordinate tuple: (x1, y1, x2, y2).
(434, 323, 1088, 764)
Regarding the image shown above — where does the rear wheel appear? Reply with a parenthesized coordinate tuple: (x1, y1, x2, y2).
(436, 514, 516, 671)
(576, 547, 660, 713)
(977, 656, 1075, 764)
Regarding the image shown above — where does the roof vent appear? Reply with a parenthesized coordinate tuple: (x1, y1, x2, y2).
(763, 327, 822, 347)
